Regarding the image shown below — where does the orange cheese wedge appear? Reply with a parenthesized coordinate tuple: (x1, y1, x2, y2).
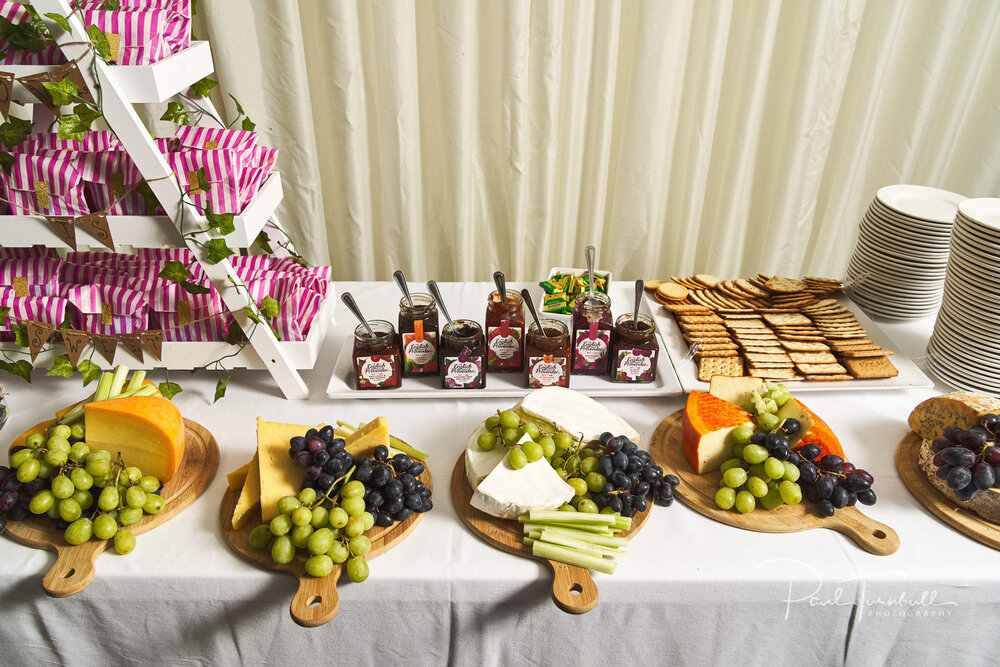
(84, 395, 185, 482)
(792, 399, 846, 461)
(682, 390, 753, 474)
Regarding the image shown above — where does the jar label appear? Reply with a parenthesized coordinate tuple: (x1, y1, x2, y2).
(443, 354, 485, 388)
(528, 356, 568, 388)
(615, 348, 657, 382)
(356, 355, 399, 389)
(402, 331, 438, 373)
(487, 323, 522, 367)
(573, 329, 610, 370)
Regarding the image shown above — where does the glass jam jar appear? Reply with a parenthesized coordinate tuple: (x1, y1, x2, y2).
(398, 293, 439, 377)
(523, 319, 571, 388)
(571, 291, 613, 375)
(439, 319, 487, 389)
(610, 313, 659, 383)
(485, 289, 524, 372)
(352, 320, 402, 390)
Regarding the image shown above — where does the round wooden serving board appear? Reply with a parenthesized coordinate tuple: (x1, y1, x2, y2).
(648, 410, 899, 556)
(219, 447, 432, 628)
(5, 418, 220, 597)
(451, 452, 650, 615)
(896, 431, 1000, 550)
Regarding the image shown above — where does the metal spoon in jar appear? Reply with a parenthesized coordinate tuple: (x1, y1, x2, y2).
(393, 270, 414, 308)
(340, 291, 376, 339)
(493, 271, 507, 307)
(426, 281, 454, 330)
(520, 288, 548, 338)
(585, 245, 596, 302)
(633, 279, 643, 329)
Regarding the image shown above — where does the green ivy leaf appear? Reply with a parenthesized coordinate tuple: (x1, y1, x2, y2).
(0, 116, 34, 148)
(57, 113, 88, 142)
(46, 354, 75, 378)
(42, 77, 79, 106)
(100, 0, 121, 9)
(0, 15, 49, 53)
(158, 381, 183, 400)
(73, 103, 103, 129)
(6, 359, 32, 383)
(243, 306, 262, 326)
(205, 205, 235, 236)
(204, 238, 234, 264)
(241, 117, 256, 132)
(225, 322, 246, 345)
(228, 94, 245, 116)
(213, 374, 229, 403)
(0, 151, 13, 175)
(191, 77, 218, 98)
(43, 13, 71, 33)
(259, 295, 280, 319)
(157, 260, 192, 283)
(136, 180, 161, 215)
(180, 280, 211, 295)
(12, 324, 28, 348)
(253, 230, 274, 254)
(86, 25, 113, 60)
(0, 306, 8, 326)
(76, 359, 101, 387)
(160, 101, 190, 126)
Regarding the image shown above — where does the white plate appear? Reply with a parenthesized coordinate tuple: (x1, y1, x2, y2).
(868, 201, 955, 236)
(856, 226, 949, 261)
(927, 340, 1000, 389)
(849, 244, 948, 275)
(958, 198, 1000, 234)
(847, 256, 944, 281)
(927, 355, 1000, 397)
(932, 308, 1000, 355)
(860, 215, 952, 252)
(952, 223, 1000, 255)
(876, 184, 966, 223)
(643, 292, 933, 392)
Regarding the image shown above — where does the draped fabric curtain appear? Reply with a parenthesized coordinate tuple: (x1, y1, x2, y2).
(196, 0, 1000, 281)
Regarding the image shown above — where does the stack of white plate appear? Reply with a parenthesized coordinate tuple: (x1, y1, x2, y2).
(845, 184, 965, 319)
(927, 198, 1000, 395)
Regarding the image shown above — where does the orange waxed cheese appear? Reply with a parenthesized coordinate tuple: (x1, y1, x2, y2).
(793, 399, 846, 462)
(84, 395, 185, 482)
(682, 391, 753, 474)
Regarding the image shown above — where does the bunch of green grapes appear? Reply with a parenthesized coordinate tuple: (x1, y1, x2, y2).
(475, 409, 570, 469)
(248, 480, 373, 582)
(745, 383, 793, 431)
(713, 424, 803, 514)
(7, 424, 164, 554)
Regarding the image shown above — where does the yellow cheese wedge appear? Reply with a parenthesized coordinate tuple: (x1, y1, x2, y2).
(227, 461, 252, 491)
(84, 395, 185, 482)
(257, 418, 323, 522)
(232, 453, 260, 530)
(345, 417, 389, 457)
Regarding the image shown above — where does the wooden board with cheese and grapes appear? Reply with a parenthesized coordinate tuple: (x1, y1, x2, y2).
(220, 416, 433, 627)
(648, 376, 899, 555)
(1, 366, 219, 596)
(452, 386, 679, 614)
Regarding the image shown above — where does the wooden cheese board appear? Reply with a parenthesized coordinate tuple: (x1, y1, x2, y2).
(219, 448, 432, 628)
(649, 410, 899, 555)
(896, 431, 1000, 551)
(4, 418, 219, 597)
(451, 452, 650, 615)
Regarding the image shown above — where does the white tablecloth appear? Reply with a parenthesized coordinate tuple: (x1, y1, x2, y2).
(1, 282, 996, 666)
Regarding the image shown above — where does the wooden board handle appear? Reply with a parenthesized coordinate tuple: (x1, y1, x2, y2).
(289, 570, 342, 627)
(42, 542, 103, 598)
(829, 508, 900, 556)
(547, 560, 598, 614)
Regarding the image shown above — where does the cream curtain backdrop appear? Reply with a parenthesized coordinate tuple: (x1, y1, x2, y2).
(194, 0, 1000, 281)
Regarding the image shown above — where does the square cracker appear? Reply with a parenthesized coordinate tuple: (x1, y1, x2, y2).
(795, 362, 848, 375)
(748, 368, 801, 380)
(838, 349, 895, 358)
(697, 356, 744, 382)
(843, 356, 898, 378)
(789, 352, 838, 364)
(763, 313, 813, 327)
(803, 374, 852, 382)
(779, 340, 831, 352)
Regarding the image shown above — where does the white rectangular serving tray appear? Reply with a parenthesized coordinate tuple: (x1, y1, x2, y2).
(642, 292, 934, 393)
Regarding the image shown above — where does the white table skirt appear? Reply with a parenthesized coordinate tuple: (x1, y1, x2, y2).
(0, 282, 995, 666)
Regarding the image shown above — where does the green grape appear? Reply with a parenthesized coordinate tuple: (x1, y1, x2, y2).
(305, 554, 334, 578)
(46, 505, 61, 520)
(763, 457, 785, 480)
(557, 503, 576, 512)
(70, 423, 86, 442)
(760, 486, 784, 510)
(270, 535, 295, 564)
(72, 489, 93, 510)
(340, 496, 365, 517)
(577, 499, 599, 514)
(346, 556, 369, 583)
(484, 415, 501, 431)
(50, 424, 72, 440)
(36, 460, 54, 480)
(349, 535, 371, 557)
(290, 524, 314, 549)
(327, 541, 349, 564)
(93, 514, 118, 540)
(98, 486, 120, 512)
(715, 487, 736, 510)
(308, 527, 335, 555)
(121, 466, 140, 485)
(10, 448, 32, 469)
(277, 495, 301, 515)
(58, 498, 82, 522)
(341, 480, 365, 499)
(43, 448, 68, 467)
(90, 449, 112, 461)
(734, 490, 756, 514)
(70, 468, 93, 491)
(741, 445, 768, 464)
(508, 448, 527, 470)
(757, 413, 781, 432)
(746, 476, 768, 498)
(298, 487, 318, 505)
(124, 486, 146, 509)
(329, 506, 349, 528)
(556, 469, 569, 480)
(585, 472, 606, 493)
(24, 432, 45, 449)
(600, 505, 617, 515)
(29, 490, 55, 514)
(139, 475, 160, 493)
(551, 455, 565, 470)
(502, 427, 523, 445)
(51, 475, 74, 499)
(105, 509, 118, 523)
(567, 477, 588, 496)
(248, 524, 273, 550)
(85, 458, 111, 477)
(345, 515, 365, 538)
(68, 442, 90, 463)
(329, 526, 344, 541)
(722, 468, 747, 489)
(114, 529, 136, 555)
(16, 458, 39, 483)
(143, 494, 164, 515)
(779, 481, 802, 505)
(291, 506, 313, 527)
(309, 506, 329, 528)
(46, 439, 71, 456)
(748, 463, 768, 480)
(476, 431, 497, 451)
(552, 432, 574, 452)
(720, 458, 745, 473)
(521, 422, 540, 440)
(580, 456, 599, 475)
(538, 436, 556, 458)
(521, 440, 543, 463)
(269, 514, 292, 536)
(732, 425, 754, 446)
(91, 474, 108, 489)
(360, 511, 375, 531)
(119, 507, 143, 526)
(498, 410, 520, 429)
(782, 461, 800, 482)
(64, 517, 93, 545)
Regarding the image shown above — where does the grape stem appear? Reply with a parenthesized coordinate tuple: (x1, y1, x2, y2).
(310, 465, 355, 510)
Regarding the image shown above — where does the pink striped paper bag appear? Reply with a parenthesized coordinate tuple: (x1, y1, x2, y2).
(4, 153, 89, 217)
(80, 8, 172, 65)
(59, 266, 155, 293)
(0, 257, 61, 295)
(79, 150, 147, 215)
(0, 3, 64, 65)
(0, 288, 69, 341)
(167, 149, 246, 214)
(69, 284, 149, 336)
(76, 0, 190, 54)
(175, 126, 258, 153)
(0, 246, 50, 260)
(148, 283, 226, 342)
(22, 131, 120, 157)
(239, 146, 279, 205)
(241, 276, 325, 342)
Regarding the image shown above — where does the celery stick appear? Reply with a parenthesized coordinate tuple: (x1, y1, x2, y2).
(520, 522, 612, 535)
(93, 372, 114, 402)
(107, 365, 130, 398)
(388, 435, 427, 460)
(533, 525, 627, 548)
(528, 530, 542, 540)
(527, 509, 617, 525)
(538, 529, 623, 559)
(57, 394, 94, 426)
(532, 542, 617, 575)
(125, 370, 146, 393)
(117, 384, 158, 399)
(523, 537, 536, 547)
(614, 515, 632, 531)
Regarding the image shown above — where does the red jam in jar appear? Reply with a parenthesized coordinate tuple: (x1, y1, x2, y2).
(439, 319, 487, 389)
(352, 320, 402, 390)
(485, 289, 524, 372)
(571, 291, 613, 375)
(610, 313, 659, 383)
(398, 293, 439, 376)
(523, 319, 571, 388)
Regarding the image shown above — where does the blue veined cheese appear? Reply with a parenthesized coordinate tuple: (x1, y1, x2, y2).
(516, 386, 639, 444)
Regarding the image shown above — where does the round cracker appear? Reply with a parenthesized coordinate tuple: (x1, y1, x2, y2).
(644, 279, 666, 292)
(656, 282, 689, 301)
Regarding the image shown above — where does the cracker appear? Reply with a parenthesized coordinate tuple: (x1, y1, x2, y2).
(693, 273, 722, 288)
(693, 343, 740, 351)
(838, 349, 895, 358)
(779, 340, 831, 352)
(744, 352, 791, 362)
(802, 374, 852, 382)
(681, 324, 727, 333)
(795, 362, 848, 375)
(695, 350, 740, 359)
(644, 279, 666, 292)
(657, 282, 690, 301)
(684, 336, 735, 345)
(698, 356, 744, 382)
(789, 352, 838, 364)
(664, 303, 712, 314)
(843, 356, 898, 378)
(679, 315, 725, 324)
(741, 345, 785, 354)
(748, 368, 801, 380)
(763, 313, 814, 328)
